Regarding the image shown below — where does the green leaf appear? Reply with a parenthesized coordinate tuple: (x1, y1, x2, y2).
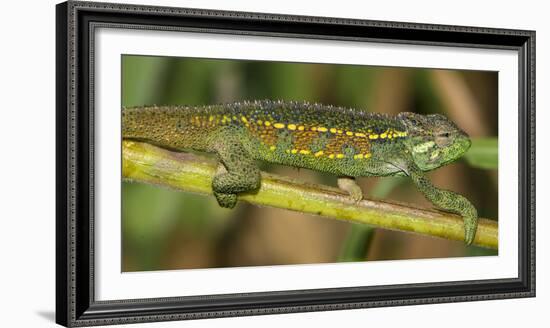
(464, 138, 498, 170)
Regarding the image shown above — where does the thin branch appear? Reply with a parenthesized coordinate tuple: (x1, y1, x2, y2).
(122, 141, 498, 249)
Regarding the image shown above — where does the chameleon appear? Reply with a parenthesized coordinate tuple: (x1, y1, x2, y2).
(122, 99, 478, 244)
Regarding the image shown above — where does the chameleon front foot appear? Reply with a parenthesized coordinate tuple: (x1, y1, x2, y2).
(462, 204, 478, 245)
(441, 192, 478, 245)
(408, 164, 479, 245)
(337, 177, 363, 203)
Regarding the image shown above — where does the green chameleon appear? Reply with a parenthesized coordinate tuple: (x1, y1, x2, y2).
(123, 100, 478, 244)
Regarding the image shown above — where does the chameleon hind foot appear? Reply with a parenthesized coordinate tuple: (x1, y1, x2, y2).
(211, 131, 261, 209)
(213, 191, 238, 208)
(211, 164, 240, 209)
(337, 177, 363, 203)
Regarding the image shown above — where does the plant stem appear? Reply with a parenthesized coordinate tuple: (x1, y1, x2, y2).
(338, 224, 376, 262)
(338, 178, 406, 261)
(122, 141, 498, 249)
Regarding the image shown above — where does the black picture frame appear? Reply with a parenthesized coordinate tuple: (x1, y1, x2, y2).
(56, 1, 536, 326)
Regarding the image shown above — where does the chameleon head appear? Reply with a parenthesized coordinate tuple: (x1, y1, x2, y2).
(398, 112, 471, 171)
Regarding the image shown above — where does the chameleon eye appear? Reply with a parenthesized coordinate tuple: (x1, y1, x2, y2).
(435, 132, 451, 147)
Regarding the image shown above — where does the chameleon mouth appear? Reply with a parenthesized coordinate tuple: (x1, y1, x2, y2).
(459, 129, 472, 149)
(448, 135, 472, 163)
(458, 134, 472, 156)
(464, 137, 472, 151)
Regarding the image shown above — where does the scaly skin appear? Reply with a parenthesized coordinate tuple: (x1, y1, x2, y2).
(122, 100, 478, 244)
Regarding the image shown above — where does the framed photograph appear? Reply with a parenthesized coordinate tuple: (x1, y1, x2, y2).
(56, 1, 535, 326)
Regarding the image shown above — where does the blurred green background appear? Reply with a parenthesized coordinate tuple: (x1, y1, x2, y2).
(122, 55, 498, 272)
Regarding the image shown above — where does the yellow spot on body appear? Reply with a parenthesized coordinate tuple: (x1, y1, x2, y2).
(257, 119, 263, 125)
(232, 116, 237, 120)
(314, 150, 324, 157)
(287, 124, 297, 130)
(380, 132, 387, 139)
(269, 145, 276, 151)
(209, 115, 214, 122)
(338, 130, 343, 134)
(298, 126, 305, 131)
(355, 132, 366, 137)
(328, 154, 335, 159)
(241, 116, 248, 124)
(299, 150, 311, 155)
(388, 134, 393, 139)
(346, 131, 353, 136)
(285, 149, 290, 154)
(264, 121, 271, 127)
(291, 149, 298, 154)
(317, 127, 328, 132)
(274, 123, 285, 129)
(354, 154, 364, 159)
(336, 154, 345, 159)
(369, 134, 379, 139)
(330, 128, 337, 133)
(311, 127, 317, 131)
(364, 153, 372, 158)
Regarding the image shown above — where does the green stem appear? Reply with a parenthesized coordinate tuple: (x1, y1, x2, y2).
(338, 177, 407, 261)
(122, 141, 498, 249)
(338, 224, 375, 262)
